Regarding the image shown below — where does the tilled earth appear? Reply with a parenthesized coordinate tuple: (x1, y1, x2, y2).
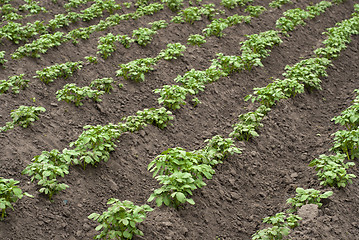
(0, 0, 358, 239)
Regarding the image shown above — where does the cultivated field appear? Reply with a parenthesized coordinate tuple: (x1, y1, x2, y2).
(0, 0, 358, 239)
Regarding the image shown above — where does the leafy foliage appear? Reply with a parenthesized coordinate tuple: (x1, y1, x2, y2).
(286, 188, 333, 213)
(331, 90, 359, 130)
(132, 27, 156, 46)
(69, 124, 122, 168)
(187, 34, 206, 46)
(89, 199, 153, 240)
(0, 106, 46, 133)
(154, 84, 195, 110)
(252, 212, 302, 240)
(230, 105, 270, 141)
(245, 5, 267, 17)
(116, 57, 157, 82)
(269, 0, 292, 8)
(22, 149, 69, 200)
(331, 129, 359, 160)
(157, 43, 186, 60)
(0, 178, 32, 219)
(34, 61, 83, 84)
(90, 77, 114, 93)
(200, 135, 242, 165)
(245, 78, 304, 108)
(0, 74, 29, 94)
(309, 154, 356, 188)
(282, 57, 331, 90)
(56, 83, 105, 106)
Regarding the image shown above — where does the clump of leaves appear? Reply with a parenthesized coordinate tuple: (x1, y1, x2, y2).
(157, 43, 186, 60)
(286, 188, 333, 213)
(154, 84, 195, 110)
(116, 57, 157, 82)
(90, 77, 114, 93)
(269, 0, 292, 8)
(331, 129, 359, 160)
(200, 135, 242, 165)
(0, 51, 7, 66)
(187, 34, 206, 46)
(0, 74, 29, 94)
(230, 105, 270, 141)
(132, 27, 156, 46)
(97, 33, 118, 59)
(89, 199, 153, 240)
(252, 212, 302, 240)
(118, 34, 134, 48)
(0, 178, 32, 219)
(331, 89, 359, 130)
(34, 61, 83, 84)
(69, 124, 122, 169)
(245, 78, 304, 108)
(282, 57, 331, 91)
(22, 149, 69, 200)
(121, 107, 174, 132)
(162, 0, 183, 12)
(221, 0, 253, 9)
(0, 106, 46, 133)
(148, 147, 213, 208)
(149, 20, 168, 31)
(309, 154, 356, 188)
(85, 55, 98, 64)
(174, 69, 209, 94)
(56, 83, 105, 106)
(245, 5, 267, 17)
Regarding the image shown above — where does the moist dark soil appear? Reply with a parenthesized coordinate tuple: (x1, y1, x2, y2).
(0, 0, 358, 239)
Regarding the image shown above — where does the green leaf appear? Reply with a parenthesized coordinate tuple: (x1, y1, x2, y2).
(175, 192, 186, 203)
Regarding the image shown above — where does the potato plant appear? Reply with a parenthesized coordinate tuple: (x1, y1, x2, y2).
(97, 33, 118, 59)
(148, 171, 199, 208)
(331, 129, 359, 160)
(132, 27, 156, 46)
(34, 61, 83, 84)
(200, 135, 242, 165)
(162, 0, 183, 12)
(0, 74, 29, 94)
(230, 105, 270, 141)
(56, 83, 105, 106)
(0, 51, 7, 66)
(0, 106, 46, 133)
(19, 0, 47, 15)
(22, 150, 69, 200)
(154, 84, 195, 110)
(286, 188, 333, 213)
(331, 90, 359, 130)
(0, 178, 32, 220)
(149, 20, 168, 31)
(174, 69, 208, 94)
(282, 57, 331, 90)
(309, 154, 356, 188)
(187, 34, 206, 46)
(12, 32, 66, 59)
(244, 78, 304, 108)
(220, 0, 253, 9)
(90, 77, 114, 93)
(116, 57, 157, 82)
(245, 5, 267, 17)
(269, 0, 292, 8)
(67, 124, 122, 169)
(157, 43, 186, 60)
(314, 14, 359, 59)
(252, 212, 301, 240)
(89, 199, 153, 239)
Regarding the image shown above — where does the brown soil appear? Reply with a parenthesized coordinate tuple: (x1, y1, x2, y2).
(0, 0, 358, 239)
